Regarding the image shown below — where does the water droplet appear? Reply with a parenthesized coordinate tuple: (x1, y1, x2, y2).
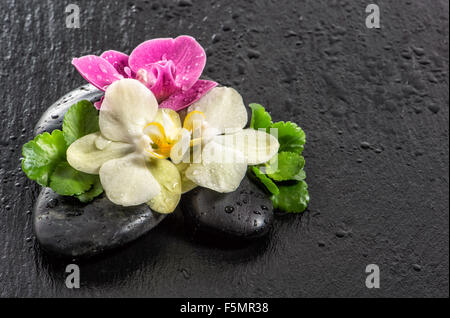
(47, 198, 58, 208)
(335, 229, 349, 238)
(98, 64, 108, 74)
(224, 206, 234, 214)
(360, 141, 371, 149)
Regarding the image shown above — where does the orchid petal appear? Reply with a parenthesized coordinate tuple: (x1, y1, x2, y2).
(135, 61, 179, 102)
(94, 96, 104, 110)
(160, 80, 217, 111)
(129, 35, 206, 93)
(67, 132, 134, 174)
(72, 55, 123, 91)
(99, 79, 158, 143)
(187, 87, 248, 134)
(99, 153, 161, 206)
(146, 159, 181, 214)
(212, 129, 280, 165)
(170, 128, 191, 164)
(175, 162, 198, 193)
(185, 141, 247, 193)
(100, 50, 132, 78)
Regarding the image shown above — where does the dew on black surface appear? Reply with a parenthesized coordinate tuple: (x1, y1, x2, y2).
(224, 206, 234, 214)
(46, 198, 58, 208)
(177, 0, 192, 7)
(211, 33, 221, 43)
(335, 229, 350, 238)
(360, 141, 371, 149)
(374, 148, 383, 154)
(247, 49, 261, 59)
(179, 268, 191, 279)
(427, 103, 440, 114)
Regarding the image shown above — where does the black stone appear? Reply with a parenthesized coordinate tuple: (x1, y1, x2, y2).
(181, 176, 273, 239)
(34, 84, 103, 135)
(33, 188, 166, 257)
(31, 84, 163, 258)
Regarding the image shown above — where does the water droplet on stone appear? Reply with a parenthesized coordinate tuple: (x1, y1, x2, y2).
(224, 206, 234, 214)
(47, 198, 58, 208)
(360, 141, 371, 149)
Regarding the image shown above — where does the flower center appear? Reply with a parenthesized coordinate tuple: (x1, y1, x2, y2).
(135, 60, 178, 102)
(142, 122, 173, 159)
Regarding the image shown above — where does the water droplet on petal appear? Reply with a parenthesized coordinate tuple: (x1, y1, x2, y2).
(98, 64, 108, 74)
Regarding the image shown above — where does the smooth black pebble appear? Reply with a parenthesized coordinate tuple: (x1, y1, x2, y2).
(181, 177, 273, 239)
(33, 188, 166, 257)
(34, 84, 103, 135)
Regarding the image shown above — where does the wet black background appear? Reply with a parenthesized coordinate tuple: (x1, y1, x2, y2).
(0, 0, 448, 297)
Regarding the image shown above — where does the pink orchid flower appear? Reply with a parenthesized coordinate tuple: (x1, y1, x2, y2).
(72, 35, 217, 111)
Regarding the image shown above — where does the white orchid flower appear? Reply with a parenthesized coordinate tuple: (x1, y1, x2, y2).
(170, 87, 280, 193)
(66, 78, 182, 213)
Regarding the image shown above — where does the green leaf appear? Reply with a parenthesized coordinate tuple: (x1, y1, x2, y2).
(271, 181, 309, 213)
(76, 177, 104, 203)
(250, 166, 279, 195)
(63, 100, 99, 146)
(265, 152, 305, 181)
(22, 101, 104, 201)
(292, 169, 306, 181)
(21, 130, 67, 186)
(49, 162, 97, 196)
(249, 103, 272, 129)
(270, 121, 305, 154)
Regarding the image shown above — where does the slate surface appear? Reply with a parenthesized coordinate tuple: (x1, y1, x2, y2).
(0, 0, 448, 297)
